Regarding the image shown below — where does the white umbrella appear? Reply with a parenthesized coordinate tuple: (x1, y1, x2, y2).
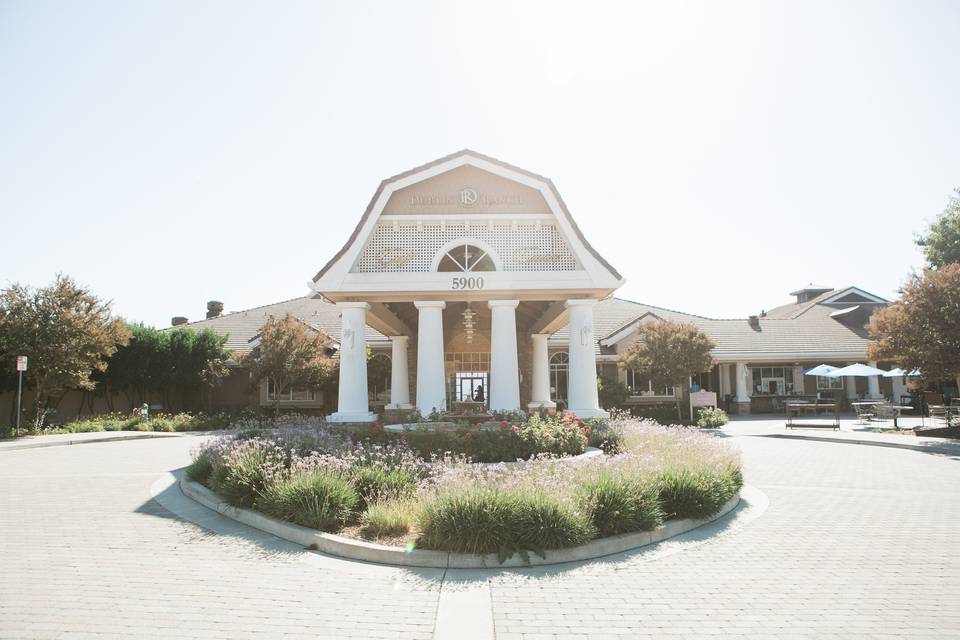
(804, 364, 838, 376)
(824, 363, 888, 378)
(883, 368, 922, 377)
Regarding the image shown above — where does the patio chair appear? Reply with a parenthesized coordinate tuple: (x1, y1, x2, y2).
(929, 405, 949, 427)
(873, 402, 895, 424)
(852, 403, 874, 424)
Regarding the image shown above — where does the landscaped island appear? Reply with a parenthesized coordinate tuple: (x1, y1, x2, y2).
(186, 411, 742, 562)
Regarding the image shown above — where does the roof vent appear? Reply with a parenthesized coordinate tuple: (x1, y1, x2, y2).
(206, 300, 224, 319)
(748, 315, 761, 330)
(171, 316, 188, 326)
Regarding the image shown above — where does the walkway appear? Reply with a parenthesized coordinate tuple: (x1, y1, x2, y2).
(1, 425, 958, 639)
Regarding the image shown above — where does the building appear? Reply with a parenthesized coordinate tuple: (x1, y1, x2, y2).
(181, 150, 896, 417)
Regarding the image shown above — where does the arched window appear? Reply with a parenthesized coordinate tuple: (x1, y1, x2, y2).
(550, 351, 569, 402)
(437, 243, 497, 272)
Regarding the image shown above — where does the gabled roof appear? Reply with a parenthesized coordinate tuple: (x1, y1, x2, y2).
(576, 293, 882, 361)
(311, 149, 624, 296)
(165, 296, 389, 354)
(763, 286, 888, 319)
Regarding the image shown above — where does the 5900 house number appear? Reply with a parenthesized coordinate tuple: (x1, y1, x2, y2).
(451, 277, 484, 290)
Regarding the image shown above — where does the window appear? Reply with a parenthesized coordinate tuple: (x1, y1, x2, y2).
(267, 380, 315, 402)
(437, 243, 496, 272)
(817, 376, 844, 390)
(550, 351, 569, 401)
(749, 367, 796, 395)
(625, 369, 675, 397)
(368, 353, 391, 401)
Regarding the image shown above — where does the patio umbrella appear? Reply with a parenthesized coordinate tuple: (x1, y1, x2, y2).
(880, 367, 923, 377)
(804, 364, 838, 376)
(823, 363, 888, 378)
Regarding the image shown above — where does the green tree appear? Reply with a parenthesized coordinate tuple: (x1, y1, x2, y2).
(103, 324, 230, 412)
(620, 320, 716, 423)
(241, 314, 334, 415)
(916, 188, 960, 269)
(0, 275, 129, 429)
(868, 264, 960, 391)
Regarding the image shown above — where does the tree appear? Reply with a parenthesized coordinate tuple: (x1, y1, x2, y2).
(868, 264, 960, 391)
(102, 324, 230, 412)
(916, 188, 960, 269)
(241, 314, 335, 415)
(620, 320, 716, 422)
(0, 275, 129, 429)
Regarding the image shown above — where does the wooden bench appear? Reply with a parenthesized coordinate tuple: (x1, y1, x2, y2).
(785, 403, 840, 430)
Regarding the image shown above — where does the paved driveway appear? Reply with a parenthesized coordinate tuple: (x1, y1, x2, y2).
(1, 427, 958, 639)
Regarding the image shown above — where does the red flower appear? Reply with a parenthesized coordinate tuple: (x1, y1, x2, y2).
(500, 420, 509, 429)
(511, 425, 519, 432)
(582, 435, 589, 445)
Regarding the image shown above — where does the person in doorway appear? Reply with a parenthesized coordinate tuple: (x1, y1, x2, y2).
(473, 384, 484, 402)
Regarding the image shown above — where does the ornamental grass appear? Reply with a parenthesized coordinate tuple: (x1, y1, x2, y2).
(189, 412, 743, 560)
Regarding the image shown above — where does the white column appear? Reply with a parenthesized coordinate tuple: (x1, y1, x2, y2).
(793, 366, 805, 394)
(327, 302, 377, 423)
(718, 363, 729, 398)
(385, 336, 412, 410)
(867, 360, 881, 398)
(488, 300, 521, 411)
(735, 362, 750, 402)
(414, 301, 446, 416)
(528, 333, 556, 411)
(565, 299, 608, 419)
(846, 363, 858, 400)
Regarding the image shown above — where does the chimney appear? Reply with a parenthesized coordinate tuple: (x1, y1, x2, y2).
(206, 300, 224, 319)
(171, 316, 188, 326)
(748, 315, 761, 330)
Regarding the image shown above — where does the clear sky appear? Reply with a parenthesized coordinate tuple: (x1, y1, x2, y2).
(1, 0, 958, 326)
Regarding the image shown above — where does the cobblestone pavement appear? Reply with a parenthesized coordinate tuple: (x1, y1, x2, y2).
(1, 427, 959, 639)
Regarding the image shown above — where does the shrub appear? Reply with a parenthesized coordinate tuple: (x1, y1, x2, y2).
(587, 422, 625, 454)
(627, 404, 690, 425)
(186, 450, 214, 483)
(362, 498, 418, 538)
(209, 440, 284, 508)
(657, 465, 742, 520)
(255, 469, 358, 532)
(417, 488, 593, 559)
(349, 465, 418, 508)
(695, 407, 729, 428)
(577, 473, 663, 537)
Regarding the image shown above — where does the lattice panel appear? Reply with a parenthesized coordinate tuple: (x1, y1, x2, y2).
(353, 221, 579, 273)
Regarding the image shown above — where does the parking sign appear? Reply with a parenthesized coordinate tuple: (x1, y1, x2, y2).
(16, 355, 27, 371)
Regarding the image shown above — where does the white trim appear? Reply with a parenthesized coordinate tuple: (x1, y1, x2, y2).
(312, 152, 624, 298)
(714, 351, 868, 362)
(379, 213, 553, 223)
(820, 287, 888, 305)
(429, 238, 504, 272)
(599, 311, 663, 347)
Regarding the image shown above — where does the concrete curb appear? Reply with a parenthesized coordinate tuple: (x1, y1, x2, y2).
(179, 474, 741, 569)
(760, 433, 960, 455)
(0, 431, 184, 452)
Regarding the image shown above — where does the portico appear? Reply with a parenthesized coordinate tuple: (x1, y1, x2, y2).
(310, 150, 624, 421)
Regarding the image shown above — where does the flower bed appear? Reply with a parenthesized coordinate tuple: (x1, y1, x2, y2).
(187, 411, 742, 563)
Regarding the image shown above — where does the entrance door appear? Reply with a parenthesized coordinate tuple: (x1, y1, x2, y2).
(455, 372, 489, 403)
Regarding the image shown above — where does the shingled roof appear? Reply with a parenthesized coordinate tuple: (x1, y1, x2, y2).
(171, 286, 885, 362)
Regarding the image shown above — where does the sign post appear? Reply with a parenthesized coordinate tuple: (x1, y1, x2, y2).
(15, 356, 27, 437)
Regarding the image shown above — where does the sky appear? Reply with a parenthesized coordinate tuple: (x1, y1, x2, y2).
(1, 0, 958, 326)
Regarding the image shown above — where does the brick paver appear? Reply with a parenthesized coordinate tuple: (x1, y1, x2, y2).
(1, 424, 958, 639)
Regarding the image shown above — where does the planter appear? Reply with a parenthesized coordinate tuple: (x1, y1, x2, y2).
(180, 474, 741, 569)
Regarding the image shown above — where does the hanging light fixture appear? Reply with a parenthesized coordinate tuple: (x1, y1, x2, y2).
(462, 303, 476, 344)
